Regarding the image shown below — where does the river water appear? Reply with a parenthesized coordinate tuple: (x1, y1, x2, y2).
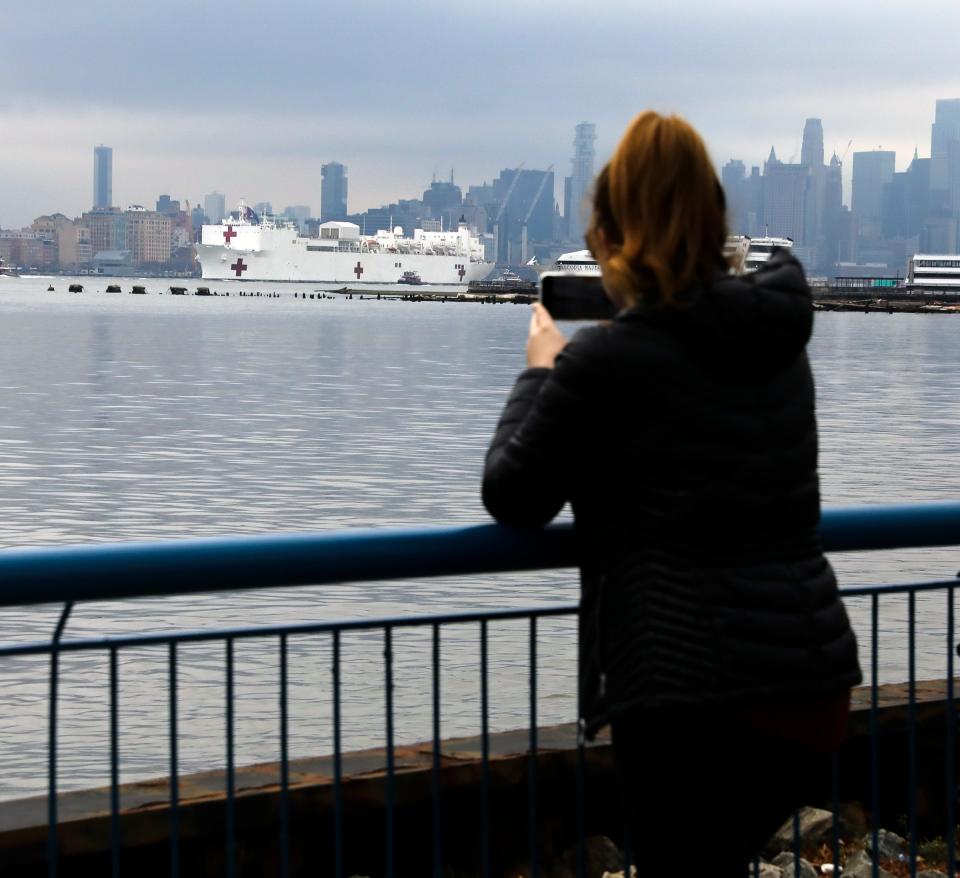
(0, 276, 956, 799)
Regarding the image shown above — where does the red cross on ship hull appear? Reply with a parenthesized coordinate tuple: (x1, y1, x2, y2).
(231, 258, 248, 277)
(223, 225, 237, 244)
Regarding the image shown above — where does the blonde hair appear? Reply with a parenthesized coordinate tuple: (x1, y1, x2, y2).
(585, 111, 728, 307)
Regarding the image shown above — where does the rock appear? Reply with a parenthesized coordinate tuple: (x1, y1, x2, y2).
(556, 835, 624, 878)
(766, 807, 837, 857)
(836, 802, 869, 838)
(844, 849, 895, 878)
(863, 828, 908, 863)
(770, 852, 818, 878)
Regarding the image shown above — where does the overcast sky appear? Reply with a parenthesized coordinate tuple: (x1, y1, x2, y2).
(2, 0, 958, 228)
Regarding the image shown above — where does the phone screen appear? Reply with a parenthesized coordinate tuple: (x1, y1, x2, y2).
(539, 273, 617, 321)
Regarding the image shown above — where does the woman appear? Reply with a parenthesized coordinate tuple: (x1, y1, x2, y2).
(482, 112, 861, 875)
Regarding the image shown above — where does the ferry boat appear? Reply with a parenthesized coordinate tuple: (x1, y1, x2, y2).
(539, 238, 791, 277)
(906, 254, 960, 290)
(197, 203, 492, 286)
(554, 250, 601, 274)
(741, 236, 793, 273)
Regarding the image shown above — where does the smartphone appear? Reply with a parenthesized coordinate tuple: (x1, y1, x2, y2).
(539, 272, 617, 321)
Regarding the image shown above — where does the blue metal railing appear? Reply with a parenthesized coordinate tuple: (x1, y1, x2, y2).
(0, 502, 957, 878)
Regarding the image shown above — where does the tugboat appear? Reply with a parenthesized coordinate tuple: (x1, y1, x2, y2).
(68, 284, 83, 293)
(169, 286, 186, 295)
(131, 285, 147, 295)
(398, 270, 424, 285)
(106, 284, 122, 293)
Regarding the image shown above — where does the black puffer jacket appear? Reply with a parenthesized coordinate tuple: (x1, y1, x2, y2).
(483, 251, 862, 737)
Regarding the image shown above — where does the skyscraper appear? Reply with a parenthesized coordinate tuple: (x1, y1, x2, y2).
(928, 98, 960, 250)
(800, 118, 824, 169)
(204, 192, 226, 225)
(721, 159, 747, 233)
(321, 162, 348, 222)
(564, 122, 596, 243)
(800, 119, 826, 268)
(93, 146, 113, 209)
(852, 150, 896, 243)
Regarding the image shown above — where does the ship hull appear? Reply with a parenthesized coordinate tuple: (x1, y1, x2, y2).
(197, 223, 491, 285)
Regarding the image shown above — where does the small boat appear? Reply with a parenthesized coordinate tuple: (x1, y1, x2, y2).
(106, 284, 122, 293)
(47, 285, 54, 292)
(68, 284, 83, 293)
(491, 269, 524, 286)
(398, 271, 424, 285)
(131, 285, 146, 295)
(196, 287, 212, 296)
(170, 287, 186, 295)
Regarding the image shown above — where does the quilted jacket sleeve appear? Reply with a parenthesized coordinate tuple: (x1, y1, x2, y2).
(482, 326, 605, 528)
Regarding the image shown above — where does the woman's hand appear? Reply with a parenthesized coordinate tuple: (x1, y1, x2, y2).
(527, 302, 567, 369)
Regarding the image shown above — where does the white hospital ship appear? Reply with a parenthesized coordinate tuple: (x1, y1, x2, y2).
(197, 204, 492, 285)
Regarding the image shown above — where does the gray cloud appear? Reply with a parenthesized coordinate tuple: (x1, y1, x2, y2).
(2, 0, 958, 227)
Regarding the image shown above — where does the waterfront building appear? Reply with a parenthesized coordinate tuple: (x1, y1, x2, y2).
(253, 202, 273, 218)
(80, 206, 172, 265)
(93, 146, 113, 210)
(564, 122, 596, 244)
(204, 192, 226, 225)
(82, 207, 125, 254)
(321, 162, 348, 222)
(123, 207, 172, 264)
(0, 229, 56, 270)
(30, 214, 91, 270)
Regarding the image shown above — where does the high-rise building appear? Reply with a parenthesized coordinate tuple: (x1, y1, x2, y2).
(204, 192, 226, 224)
(800, 119, 826, 269)
(491, 167, 555, 264)
(760, 147, 808, 244)
(800, 118, 824, 170)
(123, 207, 172, 264)
(721, 159, 747, 233)
(422, 178, 462, 230)
(321, 162, 348, 222)
(852, 150, 896, 243)
(926, 99, 960, 251)
(93, 146, 113, 209)
(564, 122, 596, 243)
(156, 195, 181, 217)
(822, 152, 844, 266)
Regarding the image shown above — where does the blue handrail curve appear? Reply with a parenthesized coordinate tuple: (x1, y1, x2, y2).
(0, 502, 957, 607)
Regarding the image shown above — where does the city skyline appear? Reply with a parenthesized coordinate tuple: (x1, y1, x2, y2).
(2, 0, 956, 228)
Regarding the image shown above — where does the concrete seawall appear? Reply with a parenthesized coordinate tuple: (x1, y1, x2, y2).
(1, 679, 956, 876)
